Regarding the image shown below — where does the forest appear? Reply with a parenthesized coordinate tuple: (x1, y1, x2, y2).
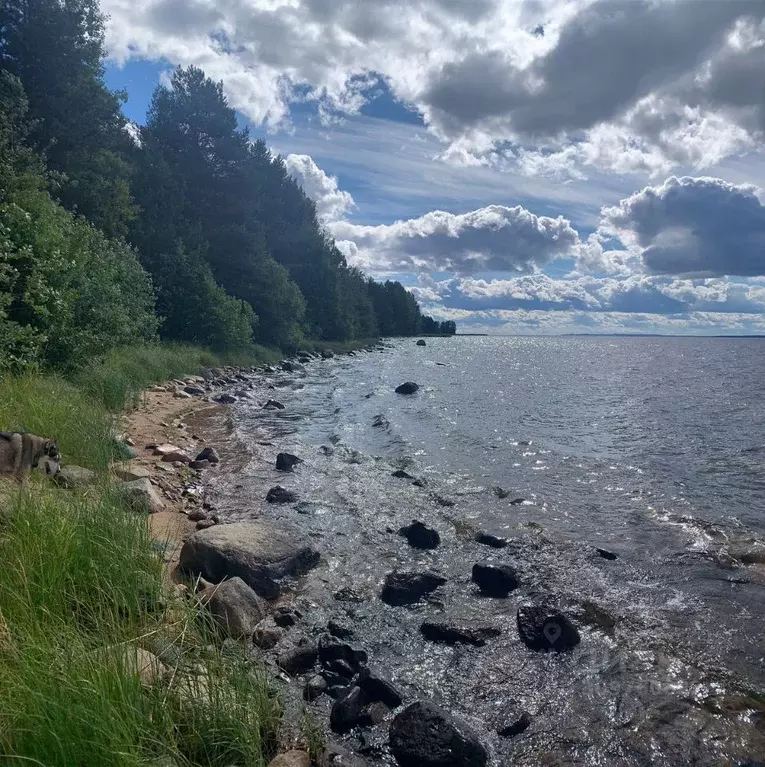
(0, 0, 455, 372)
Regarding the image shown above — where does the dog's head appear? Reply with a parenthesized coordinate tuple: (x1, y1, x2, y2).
(40, 439, 60, 476)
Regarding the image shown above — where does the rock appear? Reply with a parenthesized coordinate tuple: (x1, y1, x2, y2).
(214, 393, 237, 404)
(252, 617, 284, 649)
(116, 478, 165, 513)
(268, 751, 311, 767)
(327, 659, 357, 679)
(492, 486, 510, 499)
(161, 449, 191, 464)
(53, 465, 96, 489)
(334, 586, 365, 603)
(274, 605, 301, 627)
(595, 547, 618, 560)
(474, 532, 509, 549)
(276, 637, 319, 675)
(331, 686, 371, 733)
(357, 667, 403, 708)
(195, 446, 220, 464)
(174, 390, 193, 399)
(372, 415, 389, 428)
(122, 647, 166, 687)
(113, 465, 152, 482)
(264, 399, 286, 410)
(234, 389, 250, 398)
(391, 469, 414, 479)
(196, 519, 216, 530)
(327, 619, 354, 640)
(471, 562, 519, 597)
(184, 385, 206, 396)
(416, 339, 427, 346)
(496, 706, 531, 738)
(420, 620, 501, 646)
(360, 701, 390, 727)
(389, 700, 487, 767)
(187, 509, 207, 522)
(179, 520, 320, 598)
(433, 494, 456, 508)
(276, 452, 302, 472)
(395, 382, 419, 395)
(516, 602, 580, 652)
(381, 571, 446, 606)
(189, 460, 211, 470)
(281, 361, 305, 373)
(304, 674, 329, 701)
(266, 485, 298, 504)
(321, 349, 335, 359)
(509, 497, 525, 505)
(399, 521, 440, 550)
(318, 634, 368, 671)
(318, 743, 370, 767)
(411, 478, 427, 488)
(200, 577, 267, 639)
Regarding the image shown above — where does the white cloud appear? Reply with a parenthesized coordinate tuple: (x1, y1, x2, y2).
(283, 153, 355, 221)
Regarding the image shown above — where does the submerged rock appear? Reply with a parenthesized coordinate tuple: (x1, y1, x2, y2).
(395, 382, 419, 395)
(595, 547, 618, 560)
(496, 706, 531, 738)
(391, 469, 414, 479)
(372, 414, 389, 428)
(420, 620, 501, 646)
(195, 446, 220, 464)
(266, 485, 298, 504)
(516, 602, 580, 652)
(276, 452, 302, 472)
(321, 349, 335, 359)
(264, 399, 286, 410)
(381, 571, 446, 606)
(471, 562, 519, 597)
(398, 521, 440, 550)
(416, 339, 427, 346)
(200, 576, 267, 639)
(179, 520, 320, 598)
(389, 700, 488, 767)
(474, 532, 509, 549)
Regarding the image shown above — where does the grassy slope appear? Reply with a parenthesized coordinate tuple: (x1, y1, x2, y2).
(0, 344, 282, 766)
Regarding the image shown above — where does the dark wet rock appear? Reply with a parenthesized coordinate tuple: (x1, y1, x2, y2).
(372, 415, 389, 428)
(433, 494, 456, 508)
(381, 571, 447, 606)
(357, 667, 403, 708)
(416, 339, 427, 346)
(179, 520, 320, 599)
(492, 486, 510, 499)
(474, 532, 509, 548)
(331, 686, 370, 733)
(327, 659, 357, 679)
(196, 519, 216, 530)
(496, 706, 531, 738)
(304, 674, 329, 701)
(395, 382, 419, 395)
(277, 636, 319, 675)
(274, 605, 301, 627)
(389, 700, 488, 767)
(517, 602, 580, 652)
(200, 577, 267, 639)
(298, 356, 312, 364)
(361, 701, 390, 727)
(471, 562, 519, 597)
(321, 349, 335, 359)
(187, 509, 207, 522)
(411, 478, 428, 488)
(234, 389, 250, 398)
(398, 521, 440, 550)
(732, 546, 765, 565)
(184, 385, 206, 396)
(276, 452, 302, 472)
(252, 617, 284, 649)
(318, 743, 370, 767)
(266, 485, 298, 504)
(328, 619, 354, 640)
(214, 393, 237, 404)
(195, 446, 220, 464)
(420, 620, 501, 646)
(595, 547, 618, 560)
(189, 460, 211, 470)
(281, 361, 305, 373)
(319, 445, 334, 456)
(334, 586, 366, 603)
(318, 633, 368, 670)
(574, 599, 618, 633)
(264, 399, 286, 410)
(391, 469, 414, 479)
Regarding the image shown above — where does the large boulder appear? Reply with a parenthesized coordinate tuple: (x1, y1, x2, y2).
(395, 382, 419, 395)
(516, 602, 580, 652)
(420, 620, 501, 647)
(398, 521, 440, 550)
(200, 577, 267, 639)
(471, 562, 519, 597)
(381, 571, 446, 606)
(116, 478, 164, 513)
(113, 465, 152, 482)
(357, 667, 403, 708)
(266, 485, 298, 504)
(276, 452, 302, 472)
(389, 701, 487, 767)
(416, 339, 427, 347)
(180, 521, 320, 598)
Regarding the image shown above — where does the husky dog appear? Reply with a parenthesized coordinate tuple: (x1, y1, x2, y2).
(0, 432, 61, 485)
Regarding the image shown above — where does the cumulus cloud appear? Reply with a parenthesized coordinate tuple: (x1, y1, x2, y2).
(283, 154, 355, 221)
(103, 0, 765, 177)
(598, 176, 765, 277)
(329, 204, 594, 274)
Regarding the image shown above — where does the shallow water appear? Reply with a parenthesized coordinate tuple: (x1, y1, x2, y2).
(210, 337, 765, 765)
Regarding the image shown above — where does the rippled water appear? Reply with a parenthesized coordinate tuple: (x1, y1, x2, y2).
(210, 336, 765, 766)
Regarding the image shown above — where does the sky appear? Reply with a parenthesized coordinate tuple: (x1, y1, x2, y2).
(103, 0, 765, 336)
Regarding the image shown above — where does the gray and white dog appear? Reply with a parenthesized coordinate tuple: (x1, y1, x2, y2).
(0, 432, 61, 485)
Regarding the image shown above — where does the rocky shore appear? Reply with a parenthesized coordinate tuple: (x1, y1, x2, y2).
(111, 342, 765, 767)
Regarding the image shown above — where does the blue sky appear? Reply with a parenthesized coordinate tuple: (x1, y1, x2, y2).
(103, 0, 765, 335)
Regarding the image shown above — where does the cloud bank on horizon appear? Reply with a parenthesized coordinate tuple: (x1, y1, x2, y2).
(104, 0, 765, 335)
